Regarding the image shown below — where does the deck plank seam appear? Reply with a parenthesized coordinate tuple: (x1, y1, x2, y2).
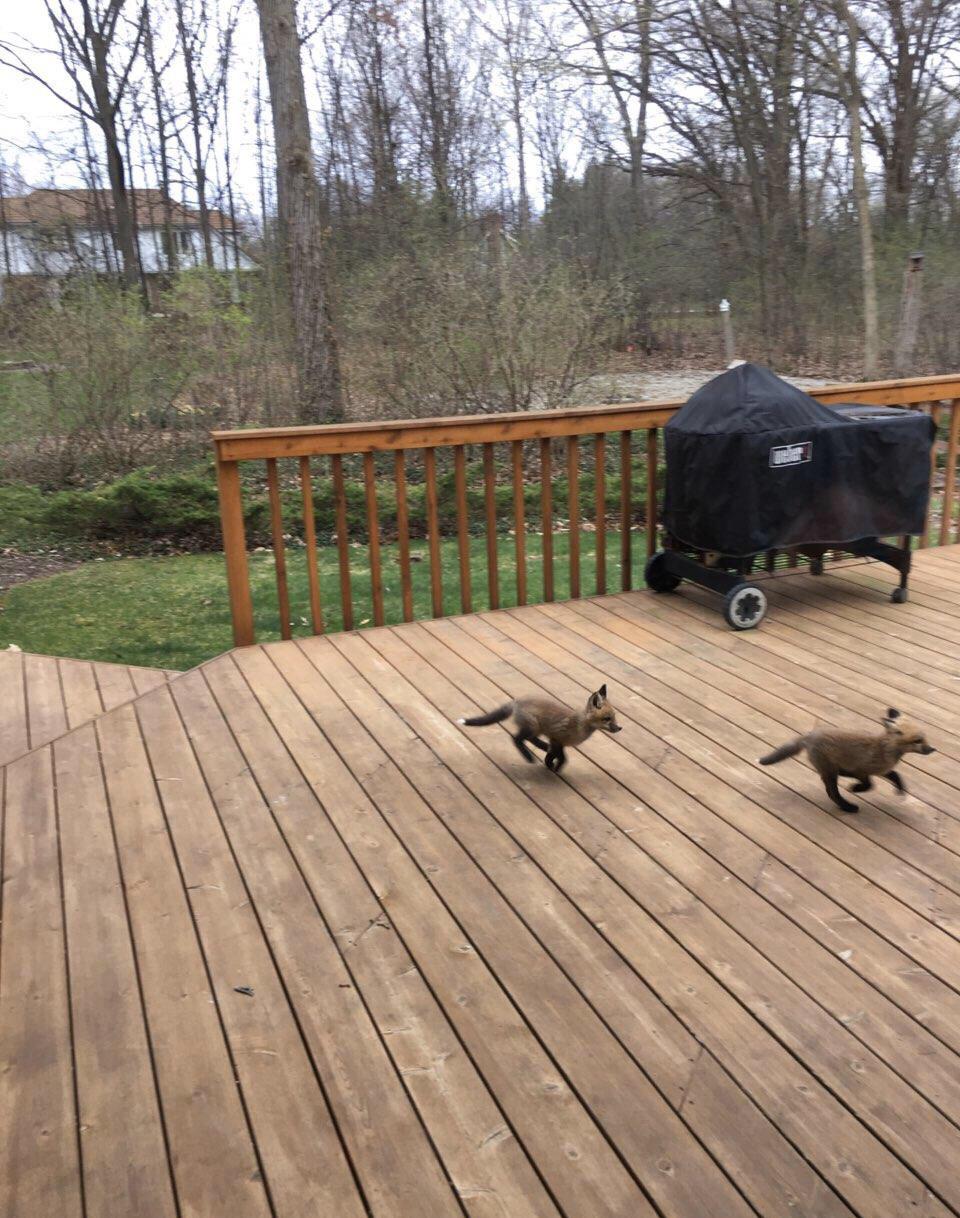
(260, 639, 679, 1218)
(390, 615, 960, 1208)
(192, 657, 434, 1218)
(90, 715, 183, 1218)
(313, 629, 833, 1218)
(50, 743, 89, 1218)
(130, 692, 279, 1218)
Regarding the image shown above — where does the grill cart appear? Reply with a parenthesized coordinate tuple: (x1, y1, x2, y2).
(644, 363, 936, 630)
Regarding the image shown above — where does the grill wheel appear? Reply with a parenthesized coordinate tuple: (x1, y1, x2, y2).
(723, 584, 768, 630)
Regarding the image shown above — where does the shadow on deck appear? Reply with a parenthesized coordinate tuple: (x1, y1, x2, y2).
(4, 548, 960, 1217)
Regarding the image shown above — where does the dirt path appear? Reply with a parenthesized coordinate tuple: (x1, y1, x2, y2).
(0, 549, 80, 595)
(574, 368, 827, 403)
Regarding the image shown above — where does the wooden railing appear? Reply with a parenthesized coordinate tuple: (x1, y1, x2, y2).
(213, 373, 960, 646)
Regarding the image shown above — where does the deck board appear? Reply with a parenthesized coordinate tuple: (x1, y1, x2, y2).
(0, 651, 177, 767)
(5, 548, 960, 1215)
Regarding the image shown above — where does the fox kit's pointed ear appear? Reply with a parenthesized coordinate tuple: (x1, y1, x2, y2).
(599, 684, 607, 700)
(589, 687, 606, 710)
(883, 708, 902, 729)
(887, 708, 901, 720)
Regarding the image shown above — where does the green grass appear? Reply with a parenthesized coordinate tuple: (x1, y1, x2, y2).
(0, 530, 641, 670)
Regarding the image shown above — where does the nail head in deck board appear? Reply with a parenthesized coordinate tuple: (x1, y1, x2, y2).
(208, 650, 559, 1218)
(96, 704, 273, 1218)
(245, 640, 654, 1218)
(53, 725, 177, 1217)
(0, 749, 83, 1218)
(172, 664, 454, 1218)
(297, 634, 756, 1218)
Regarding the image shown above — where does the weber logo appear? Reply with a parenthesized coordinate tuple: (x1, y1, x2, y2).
(769, 441, 812, 468)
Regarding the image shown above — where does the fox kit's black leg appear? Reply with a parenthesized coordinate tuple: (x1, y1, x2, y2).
(850, 776, 874, 793)
(528, 737, 550, 753)
(545, 745, 567, 773)
(886, 770, 906, 795)
(513, 731, 537, 763)
(824, 773, 858, 813)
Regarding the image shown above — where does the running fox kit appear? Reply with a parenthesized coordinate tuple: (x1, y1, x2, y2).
(458, 685, 622, 773)
(759, 708, 935, 813)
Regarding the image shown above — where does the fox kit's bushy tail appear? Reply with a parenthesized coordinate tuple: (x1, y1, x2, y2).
(759, 737, 807, 766)
(458, 704, 513, 727)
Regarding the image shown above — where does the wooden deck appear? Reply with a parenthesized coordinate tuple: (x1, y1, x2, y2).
(6, 549, 960, 1217)
(0, 649, 177, 767)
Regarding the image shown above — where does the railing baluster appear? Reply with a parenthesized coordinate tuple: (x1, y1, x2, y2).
(299, 456, 323, 634)
(265, 457, 292, 641)
(394, 451, 413, 622)
(540, 439, 554, 601)
(331, 454, 353, 631)
(595, 434, 606, 594)
(363, 451, 385, 625)
(943, 399, 960, 546)
(567, 437, 580, 599)
(620, 430, 632, 591)
(454, 445, 472, 613)
(215, 454, 255, 646)
(483, 443, 499, 609)
(646, 428, 658, 559)
(921, 402, 941, 548)
(512, 440, 527, 606)
(424, 447, 443, 616)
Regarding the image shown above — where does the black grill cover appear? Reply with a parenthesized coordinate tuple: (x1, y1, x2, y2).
(662, 363, 935, 556)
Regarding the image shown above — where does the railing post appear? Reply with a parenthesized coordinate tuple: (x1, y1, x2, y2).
(215, 449, 255, 646)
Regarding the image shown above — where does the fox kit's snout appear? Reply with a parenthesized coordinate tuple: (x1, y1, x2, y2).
(458, 684, 621, 773)
(759, 707, 935, 813)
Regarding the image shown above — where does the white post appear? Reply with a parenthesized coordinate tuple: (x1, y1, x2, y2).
(719, 298, 735, 364)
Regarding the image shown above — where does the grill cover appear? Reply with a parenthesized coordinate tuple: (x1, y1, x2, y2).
(662, 363, 935, 556)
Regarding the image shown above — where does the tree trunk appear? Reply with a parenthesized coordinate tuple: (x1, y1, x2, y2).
(840, 0, 880, 378)
(255, 0, 345, 424)
(144, 2, 177, 273)
(88, 27, 140, 293)
(421, 0, 451, 225)
(175, 0, 215, 269)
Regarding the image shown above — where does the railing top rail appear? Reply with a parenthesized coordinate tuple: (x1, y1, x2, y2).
(211, 372, 960, 462)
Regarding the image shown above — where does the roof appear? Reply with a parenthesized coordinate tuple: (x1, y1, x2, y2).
(0, 188, 236, 232)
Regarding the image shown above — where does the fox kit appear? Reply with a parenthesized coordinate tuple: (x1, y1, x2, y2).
(759, 708, 935, 813)
(458, 685, 622, 773)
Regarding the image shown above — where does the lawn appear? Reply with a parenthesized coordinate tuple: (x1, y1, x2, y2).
(0, 530, 639, 670)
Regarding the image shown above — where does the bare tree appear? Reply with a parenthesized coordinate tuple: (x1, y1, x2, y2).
(0, 1, 148, 292)
(254, 0, 344, 423)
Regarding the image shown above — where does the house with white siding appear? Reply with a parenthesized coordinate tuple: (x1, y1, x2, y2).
(0, 187, 257, 303)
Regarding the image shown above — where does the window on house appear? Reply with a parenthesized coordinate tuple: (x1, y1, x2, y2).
(176, 230, 192, 253)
